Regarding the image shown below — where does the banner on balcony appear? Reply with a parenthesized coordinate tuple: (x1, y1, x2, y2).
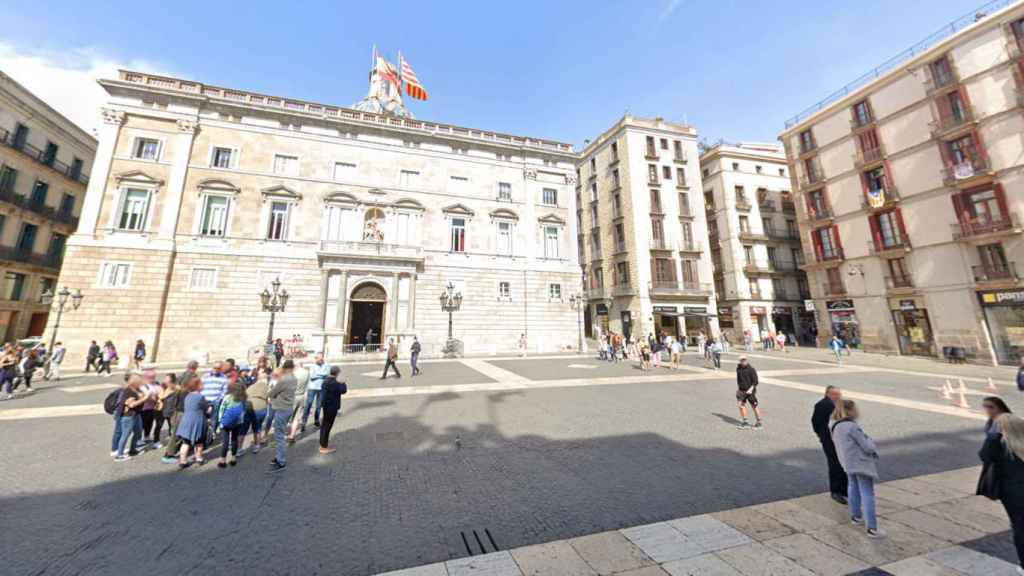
(866, 188, 885, 208)
(952, 161, 976, 180)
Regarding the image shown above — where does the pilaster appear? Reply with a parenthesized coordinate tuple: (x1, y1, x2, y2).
(75, 109, 123, 237)
(158, 118, 199, 240)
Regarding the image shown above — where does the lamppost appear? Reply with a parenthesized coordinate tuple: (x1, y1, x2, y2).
(260, 277, 289, 345)
(439, 281, 463, 358)
(569, 270, 587, 354)
(41, 286, 83, 370)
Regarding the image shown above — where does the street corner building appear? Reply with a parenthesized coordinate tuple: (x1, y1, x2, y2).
(0, 71, 95, 342)
(576, 115, 719, 344)
(51, 67, 582, 364)
(778, 1, 1024, 364)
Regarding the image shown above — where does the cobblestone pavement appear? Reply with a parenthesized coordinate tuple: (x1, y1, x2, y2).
(0, 351, 1016, 575)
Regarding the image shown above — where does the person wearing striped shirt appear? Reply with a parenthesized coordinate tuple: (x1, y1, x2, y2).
(201, 361, 229, 437)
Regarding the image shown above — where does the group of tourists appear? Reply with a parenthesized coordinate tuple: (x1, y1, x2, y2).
(107, 352, 347, 473)
(596, 329, 731, 371)
(742, 328, 791, 352)
(0, 340, 66, 400)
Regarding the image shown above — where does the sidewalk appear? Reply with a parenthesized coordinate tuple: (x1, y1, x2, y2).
(377, 466, 1016, 576)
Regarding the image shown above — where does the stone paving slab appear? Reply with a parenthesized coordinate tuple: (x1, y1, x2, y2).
(371, 467, 1018, 576)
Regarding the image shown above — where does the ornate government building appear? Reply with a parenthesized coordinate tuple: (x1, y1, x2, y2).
(54, 69, 580, 362)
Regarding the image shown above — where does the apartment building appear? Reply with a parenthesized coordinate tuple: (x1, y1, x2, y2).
(779, 1, 1024, 364)
(577, 115, 718, 343)
(52, 69, 580, 363)
(700, 143, 812, 344)
(0, 71, 95, 342)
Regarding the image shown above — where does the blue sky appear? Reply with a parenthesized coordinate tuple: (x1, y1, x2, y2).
(0, 0, 1000, 146)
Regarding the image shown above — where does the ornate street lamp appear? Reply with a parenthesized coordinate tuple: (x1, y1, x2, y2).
(439, 281, 463, 358)
(42, 286, 83, 373)
(260, 277, 289, 345)
(569, 270, 587, 354)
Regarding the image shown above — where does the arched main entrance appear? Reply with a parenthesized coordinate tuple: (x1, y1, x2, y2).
(348, 281, 387, 350)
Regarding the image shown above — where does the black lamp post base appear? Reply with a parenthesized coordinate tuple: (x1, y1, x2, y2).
(442, 338, 463, 358)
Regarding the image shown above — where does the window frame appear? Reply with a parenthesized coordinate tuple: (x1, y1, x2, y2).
(209, 145, 239, 169)
(131, 136, 164, 162)
(497, 280, 512, 301)
(541, 187, 558, 206)
(548, 283, 562, 302)
(271, 153, 300, 176)
(197, 193, 232, 238)
(265, 200, 292, 242)
(97, 261, 132, 289)
(188, 266, 219, 292)
(114, 186, 154, 232)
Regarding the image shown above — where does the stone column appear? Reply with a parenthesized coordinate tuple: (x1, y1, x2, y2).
(75, 109, 124, 237)
(409, 272, 417, 329)
(317, 269, 329, 329)
(158, 118, 199, 240)
(391, 271, 400, 333)
(336, 270, 349, 341)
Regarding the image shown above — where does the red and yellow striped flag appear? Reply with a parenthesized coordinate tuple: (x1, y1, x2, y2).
(400, 55, 428, 101)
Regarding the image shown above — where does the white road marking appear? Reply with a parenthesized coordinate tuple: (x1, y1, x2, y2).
(567, 364, 598, 369)
(460, 359, 531, 383)
(0, 404, 105, 420)
(57, 383, 120, 393)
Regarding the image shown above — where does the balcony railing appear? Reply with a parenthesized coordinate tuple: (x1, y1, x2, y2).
(650, 238, 673, 251)
(774, 289, 791, 300)
(781, 199, 796, 213)
(972, 262, 1019, 283)
(766, 228, 801, 242)
(750, 291, 764, 300)
(614, 241, 628, 254)
(770, 260, 799, 273)
(735, 198, 752, 211)
(590, 247, 603, 261)
(799, 140, 817, 155)
(743, 261, 774, 274)
(759, 198, 776, 212)
(648, 176, 661, 186)
(673, 152, 687, 164)
(648, 280, 712, 295)
(0, 245, 62, 270)
(738, 230, 769, 242)
(805, 205, 833, 222)
(952, 213, 1022, 240)
(942, 157, 993, 186)
(868, 235, 912, 254)
(612, 284, 635, 296)
(679, 203, 693, 217)
(850, 114, 874, 130)
(853, 146, 884, 168)
(930, 109, 976, 137)
(0, 128, 89, 185)
(885, 274, 915, 290)
(645, 148, 658, 159)
(816, 247, 845, 263)
(861, 186, 900, 210)
(318, 240, 424, 259)
(0, 187, 79, 227)
(798, 171, 825, 190)
(586, 286, 609, 299)
(678, 240, 703, 253)
(821, 281, 847, 296)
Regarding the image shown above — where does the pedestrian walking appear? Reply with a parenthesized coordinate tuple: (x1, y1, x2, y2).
(201, 362, 229, 442)
(640, 340, 651, 371)
(743, 330, 753, 352)
(829, 335, 843, 365)
(710, 339, 723, 370)
(380, 337, 401, 379)
(650, 334, 661, 369)
(99, 341, 117, 375)
(287, 361, 310, 442)
(267, 359, 297, 472)
(216, 383, 247, 468)
(113, 374, 146, 461)
(273, 338, 284, 366)
(983, 396, 1013, 436)
(85, 340, 100, 373)
(776, 331, 787, 352)
(175, 376, 208, 468)
(319, 366, 347, 454)
(735, 356, 763, 429)
(410, 336, 422, 376)
(519, 333, 528, 357)
(46, 341, 66, 381)
(979, 412, 1024, 572)
(133, 339, 146, 371)
(159, 374, 183, 464)
(16, 350, 38, 394)
(812, 386, 848, 504)
(1017, 357, 1024, 392)
(671, 337, 682, 369)
(831, 399, 885, 538)
(139, 370, 161, 447)
(300, 353, 329, 431)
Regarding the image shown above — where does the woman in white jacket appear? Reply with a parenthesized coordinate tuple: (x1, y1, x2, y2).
(831, 399, 885, 538)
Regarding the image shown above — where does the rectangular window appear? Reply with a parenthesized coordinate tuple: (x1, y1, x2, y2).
(650, 189, 662, 213)
(450, 218, 466, 252)
(16, 223, 37, 253)
(0, 165, 17, 193)
(549, 283, 562, 300)
(497, 221, 513, 255)
(267, 201, 290, 241)
(132, 137, 161, 161)
(648, 164, 658, 184)
(816, 227, 839, 259)
(767, 246, 778, 267)
(876, 211, 900, 247)
(273, 154, 298, 175)
(211, 146, 235, 168)
(739, 216, 750, 233)
(189, 267, 218, 291)
(70, 157, 83, 180)
(946, 91, 966, 123)
(662, 166, 672, 180)
(610, 142, 619, 162)
(948, 134, 978, 165)
(30, 181, 48, 206)
(38, 277, 56, 300)
(498, 182, 512, 201)
(612, 169, 621, 188)
(48, 233, 66, 261)
(1013, 18, 1024, 47)
(653, 258, 675, 282)
(931, 56, 954, 88)
(544, 226, 560, 258)
(735, 185, 747, 202)
(498, 281, 511, 300)
(98, 262, 131, 288)
(118, 188, 150, 231)
(333, 162, 356, 181)
(749, 278, 761, 297)
(676, 168, 686, 187)
(590, 205, 598, 227)
(681, 221, 693, 246)
(200, 195, 229, 237)
(681, 260, 696, 284)
(59, 193, 75, 216)
(852, 100, 872, 126)
(3, 272, 25, 301)
(615, 262, 629, 285)
(651, 218, 664, 242)
(42, 142, 58, 166)
(673, 140, 684, 161)
(400, 170, 420, 187)
(660, 138, 669, 150)
(799, 130, 814, 153)
(646, 136, 656, 156)
(614, 223, 625, 248)
(865, 167, 887, 192)
(743, 245, 754, 264)
(542, 188, 558, 206)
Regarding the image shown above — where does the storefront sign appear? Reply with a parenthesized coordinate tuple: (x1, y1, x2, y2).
(804, 299, 815, 312)
(749, 306, 767, 315)
(899, 299, 916, 311)
(653, 306, 678, 313)
(684, 306, 707, 314)
(718, 307, 733, 318)
(826, 299, 855, 311)
(980, 290, 1024, 306)
(595, 304, 608, 316)
(772, 306, 791, 315)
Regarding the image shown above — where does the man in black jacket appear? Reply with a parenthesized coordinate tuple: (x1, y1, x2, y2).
(812, 385, 848, 504)
(318, 366, 348, 454)
(735, 357, 763, 429)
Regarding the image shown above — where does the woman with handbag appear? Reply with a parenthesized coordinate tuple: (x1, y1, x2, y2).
(979, 413, 1024, 573)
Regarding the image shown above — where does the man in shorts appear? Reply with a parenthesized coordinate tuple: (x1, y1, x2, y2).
(735, 356, 763, 430)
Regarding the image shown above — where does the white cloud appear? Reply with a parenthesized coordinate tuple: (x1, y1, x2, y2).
(659, 0, 684, 21)
(0, 43, 172, 135)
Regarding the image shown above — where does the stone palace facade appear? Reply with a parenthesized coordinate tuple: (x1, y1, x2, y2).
(52, 70, 581, 363)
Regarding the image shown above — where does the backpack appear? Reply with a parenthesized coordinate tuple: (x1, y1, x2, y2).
(219, 400, 245, 428)
(103, 389, 121, 415)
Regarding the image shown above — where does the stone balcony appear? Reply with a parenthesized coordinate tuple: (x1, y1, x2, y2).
(318, 240, 424, 262)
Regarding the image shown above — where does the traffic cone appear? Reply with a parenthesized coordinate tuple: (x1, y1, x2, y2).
(942, 379, 952, 400)
(987, 377, 998, 392)
(957, 378, 970, 409)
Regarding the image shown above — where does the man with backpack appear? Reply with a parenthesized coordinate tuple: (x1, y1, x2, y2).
(381, 338, 401, 379)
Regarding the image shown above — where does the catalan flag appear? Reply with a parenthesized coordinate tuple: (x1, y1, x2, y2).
(400, 54, 428, 101)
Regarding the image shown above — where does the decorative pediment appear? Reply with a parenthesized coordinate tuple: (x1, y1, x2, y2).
(538, 213, 566, 225)
(197, 178, 241, 195)
(392, 198, 425, 211)
(114, 170, 164, 186)
(442, 203, 475, 217)
(260, 184, 301, 201)
(324, 191, 360, 205)
(489, 208, 519, 221)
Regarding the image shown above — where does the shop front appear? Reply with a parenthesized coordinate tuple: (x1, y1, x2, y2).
(683, 306, 711, 344)
(827, 299, 860, 348)
(889, 297, 935, 357)
(749, 306, 768, 337)
(798, 299, 817, 346)
(653, 306, 682, 340)
(594, 303, 610, 336)
(979, 289, 1024, 365)
(772, 306, 795, 340)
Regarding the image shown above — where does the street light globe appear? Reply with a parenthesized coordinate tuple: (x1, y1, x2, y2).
(71, 289, 84, 310)
(279, 289, 290, 310)
(260, 288, 271, 308)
